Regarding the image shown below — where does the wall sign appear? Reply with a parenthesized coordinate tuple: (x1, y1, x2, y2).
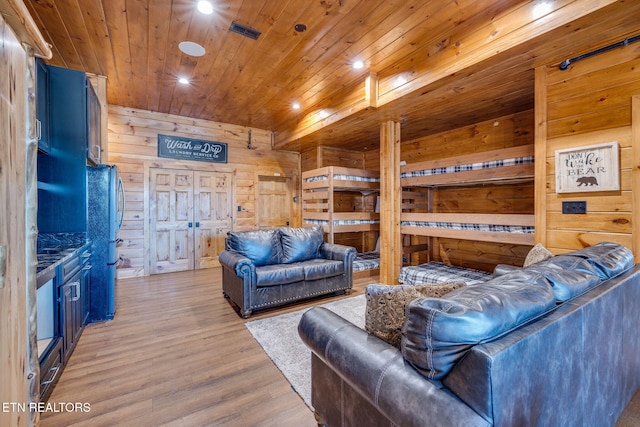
(157, 134, 227, 163)
(555, 142, 619, 193)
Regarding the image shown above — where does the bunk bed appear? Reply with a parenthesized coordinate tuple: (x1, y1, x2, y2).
(398, 144, 535, 284)
(302, 166, 380, 278)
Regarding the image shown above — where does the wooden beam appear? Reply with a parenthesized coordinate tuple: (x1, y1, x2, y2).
(376, 0, 619, 107)
(273, 80, 374, 149)
(632, 96, 640, 262)
(534, 66, 548, 247)
(0, 22, 38, 426)
(365, 72, 378, 109)
(274, 0, 620, 149)
(0, 0, 52, 58)
(379, 120, 401, 284)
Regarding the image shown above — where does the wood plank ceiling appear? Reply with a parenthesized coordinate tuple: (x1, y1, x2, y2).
(24, 0, 640, 153)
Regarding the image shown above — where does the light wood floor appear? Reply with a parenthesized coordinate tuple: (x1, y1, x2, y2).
(40, 268, 373, 427)
(40, 268, 640, 427)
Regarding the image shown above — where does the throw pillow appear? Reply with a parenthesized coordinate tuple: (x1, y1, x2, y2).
(279, 225, 324, 263)
(523, 243, 553, 267)
(365, 282, 465, 348)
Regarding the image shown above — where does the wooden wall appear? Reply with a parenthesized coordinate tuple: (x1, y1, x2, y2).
(400, 110, 535, 271)
(301, 145, 365, 171)
(107, 106, 300, 277)
(537, 41, 640, 259)
(0, 14, 39, 427)
(364, 148, 381, 171)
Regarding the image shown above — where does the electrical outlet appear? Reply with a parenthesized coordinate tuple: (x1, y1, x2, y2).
(562, 201, 587, 214)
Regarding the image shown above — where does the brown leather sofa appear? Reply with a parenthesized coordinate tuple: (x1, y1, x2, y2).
(299, 243, 639, 426)
(219, 225, 356, 318)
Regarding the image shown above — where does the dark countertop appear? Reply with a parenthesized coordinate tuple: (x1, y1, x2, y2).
(37, 232, 90, 278)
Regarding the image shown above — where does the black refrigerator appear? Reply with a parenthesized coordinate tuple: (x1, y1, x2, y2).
(87, 164, 124, 322)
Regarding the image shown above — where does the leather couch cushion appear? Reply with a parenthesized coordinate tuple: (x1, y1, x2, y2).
(525, 255, 600, 302)
(301, 259, 344, 280)
(492, 263, 522, 277)
(567, 241, 634, 279)
(279, 225, 324, 263)
(226, 229, 280, 266)
(365, 282, 465, 348)
(255, 264, 305, 287)
(402, 269, 556, 380)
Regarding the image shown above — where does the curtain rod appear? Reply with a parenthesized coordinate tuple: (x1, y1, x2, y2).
(559, 34, 640, 70)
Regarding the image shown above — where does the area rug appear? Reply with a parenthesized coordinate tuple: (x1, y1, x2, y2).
(245, 295, 366, 410)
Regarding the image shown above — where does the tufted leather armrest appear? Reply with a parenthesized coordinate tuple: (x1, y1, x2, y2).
(320, 243, 356, 262)
(219, 250, 255, 277)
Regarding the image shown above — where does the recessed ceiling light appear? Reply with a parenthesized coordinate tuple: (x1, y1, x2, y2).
(532, 1, 552, 18)
(352, 60, 364, 69)
(179, 41, 206, 57)
(294, 24, 307, 33)
(292, 102, 301, 110)
(197, 1, 214, 15)
(178, 77, 190, 85)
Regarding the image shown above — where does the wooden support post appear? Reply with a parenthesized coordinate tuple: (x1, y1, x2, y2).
(0, 34, 39, 427)
(534, 66, 547, 247)
(328, 166, 335, 243)
(379, 121, 402, 284)
(632, 96, 640, 262)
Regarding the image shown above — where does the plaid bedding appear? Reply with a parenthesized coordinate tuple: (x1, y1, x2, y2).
(305, 174, 380, 183)
(400, 156, 534, 179)
(305, 219, 380, 226)
(353, 251, 380, 272)
(400, 221, 534, 234)
(398, 261, 491, 285)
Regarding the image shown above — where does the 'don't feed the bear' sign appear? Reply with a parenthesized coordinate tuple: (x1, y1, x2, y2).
(555, 142, 619, 193)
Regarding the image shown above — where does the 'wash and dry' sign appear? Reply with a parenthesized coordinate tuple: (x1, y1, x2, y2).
(158, 134, 228, 163)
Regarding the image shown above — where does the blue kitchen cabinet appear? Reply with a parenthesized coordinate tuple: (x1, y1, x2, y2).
(37, 266, 62, 403)
(39, 336, 62, 402)
(37, 239, 91, 402)
(37, 65, 89, 233)
(57, 245, 91, 364)
(36, 58, 50, 153)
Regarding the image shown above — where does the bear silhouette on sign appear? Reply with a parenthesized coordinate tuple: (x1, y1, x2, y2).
(576, 176, 598, 186)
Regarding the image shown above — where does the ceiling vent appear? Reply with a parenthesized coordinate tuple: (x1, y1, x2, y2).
(229, 21, 261, 40)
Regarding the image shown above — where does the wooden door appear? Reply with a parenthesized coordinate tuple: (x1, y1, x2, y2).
(194, 171, 233, 268)
(258, 176, 291, 228)
(150, 169, 194, 274)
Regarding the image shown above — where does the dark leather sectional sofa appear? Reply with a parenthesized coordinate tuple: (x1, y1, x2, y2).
(219, 225, 356, 318)
(299, 242, 639, 426)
